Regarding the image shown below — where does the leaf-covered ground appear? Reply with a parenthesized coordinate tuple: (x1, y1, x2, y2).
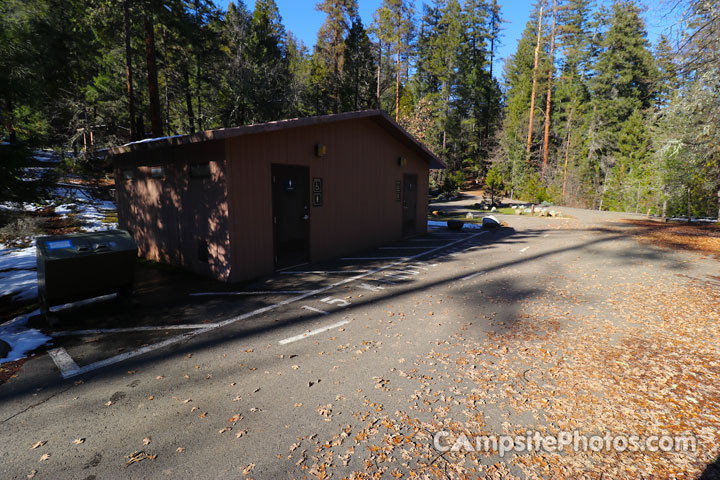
(284, 220, 720, 479)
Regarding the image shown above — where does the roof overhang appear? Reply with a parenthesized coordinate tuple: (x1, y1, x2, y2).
(108, 110, 444, 169)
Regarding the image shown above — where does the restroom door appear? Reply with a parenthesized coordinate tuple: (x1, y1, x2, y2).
(272, 165, 310, 269)
(402, 174, 418, 237)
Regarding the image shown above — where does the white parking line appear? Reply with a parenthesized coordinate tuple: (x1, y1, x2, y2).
(189, 291, 312, 296)
(340, 256, 407, 260)
(278, 319, 352, 345)
(301, 305, 329, 315)
(280, 270, 369, 274)
(51, 324, 210, 337)
(460, 271, 485, 281)
(378, 246, 433, 250)
(48, 347, 80, 376)
(57, 230, 487, 378)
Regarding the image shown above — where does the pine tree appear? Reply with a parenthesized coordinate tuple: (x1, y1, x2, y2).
(246, 0, 290, 123)
(340, 18, 377, 112)
(373, 0, 415, 121)
(218, 1, 253, 126)
(315, 0, 358, 114)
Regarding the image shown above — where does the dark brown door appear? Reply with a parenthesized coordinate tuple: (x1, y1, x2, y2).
(272, 165, 310, 269)
(402, 174, 418, 237)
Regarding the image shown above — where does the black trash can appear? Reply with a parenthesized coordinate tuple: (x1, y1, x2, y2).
(36, 230, 138, 315)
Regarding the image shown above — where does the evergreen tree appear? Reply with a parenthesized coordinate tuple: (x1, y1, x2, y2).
(218, 1, 253, 126)
(340, 18, 377, 112)
(315, 0, 358, 114)
(246, 0, 290, 123)
(373, 0, 416, 121)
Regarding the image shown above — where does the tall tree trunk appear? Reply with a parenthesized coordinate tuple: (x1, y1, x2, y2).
(526, 5, 544, 161)
(395, 50, 400, 121)
(144, 13, 162, 137)
(333, 30, 340, 114)
(194, 0, 203, 130)
(485, 0, 498, 139)
(124, 0, 137, 141)
(184, 68, 195, 133)
(561, 101, 575, 198)
(376, 39, 382, 109)
(541, 0, 557, 179)
(4, 95, 16, 143)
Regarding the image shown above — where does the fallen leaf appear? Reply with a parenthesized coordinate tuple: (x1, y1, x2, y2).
(27, 469, 37, 479)
(127, 370, 136, 375)
(125, 451, 156, 467)
(236, 430, 248, 438)
(105, 401, 113, 407)
(219, 427, 231, 434)
(316, 404, 332, 417)
(182, 399, 192, 404)
(294, 402, 303, 408)
(148, 395, 154, 401)
(156, 376, 164, 380)
(30, 441, 46, 449)
(228, 413, 243, 424)
(199, 412, 208, 418)
(39, 453, 50, 462)
(291, 365, 300, 370)
(73, 438, 85, 445)
(242, 463, 255, 475)
(176, 447, 185, 453)
(143, 436, 151, 446)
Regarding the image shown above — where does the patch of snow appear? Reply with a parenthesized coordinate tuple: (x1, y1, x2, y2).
(668, 217, 718, 223)
(0, 311, 52, 364)
(33, 150, 61, 163)
(427, 219, 483, 230)
(123, 134, 185, 147)
(0, 244, 38, 302)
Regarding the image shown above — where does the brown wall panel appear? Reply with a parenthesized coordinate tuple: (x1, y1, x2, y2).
(225, 117, 430, 282)
(114, 141, 231, 280)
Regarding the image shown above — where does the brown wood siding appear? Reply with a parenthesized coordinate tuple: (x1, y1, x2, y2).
(114, 141, 232, 280)
(224, 117, 429, 282)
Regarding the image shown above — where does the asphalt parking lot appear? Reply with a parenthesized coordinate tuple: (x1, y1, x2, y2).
(3, 210, 719, 479)
(20, 223, 510, 383)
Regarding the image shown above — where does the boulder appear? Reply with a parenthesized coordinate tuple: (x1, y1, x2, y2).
(447, 219, 465, 230)
(482, 215, 501, 228)
(0, 338, 11, 359)
(515, 209, 523, 215)
(465, 212, 475, 219)
(490, 206, 497, 212)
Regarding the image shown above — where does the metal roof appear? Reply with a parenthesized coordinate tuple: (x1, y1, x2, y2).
(108, 110, 444, 169)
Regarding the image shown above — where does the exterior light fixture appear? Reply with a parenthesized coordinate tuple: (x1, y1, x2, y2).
(398, 156, 407, 167)
(315, 144, 327, 157)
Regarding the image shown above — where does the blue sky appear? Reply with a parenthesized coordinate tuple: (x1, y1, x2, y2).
(216, 1, 679, 81)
